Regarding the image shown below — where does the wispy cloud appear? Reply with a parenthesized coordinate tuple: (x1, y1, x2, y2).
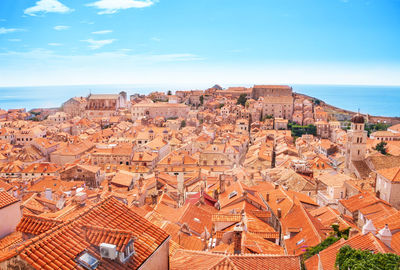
(151, 37, 161, 42)
(24, 0, 74, 16)
(53, 25, 70, 31)
(92, 30, 113, 34)
(82, 39, 116, 49)
(8, 39, 22, 42)
(86, 0, 155, 15)
(0, 48, 202, 63)
(48, 43, 62, 46)
(0, 27, 25, 34)
(147, 53, 203, 62)
(80, 20, 95, 25)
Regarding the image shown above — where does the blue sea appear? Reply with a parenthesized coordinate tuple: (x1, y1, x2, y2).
(0, 84, 399, 117)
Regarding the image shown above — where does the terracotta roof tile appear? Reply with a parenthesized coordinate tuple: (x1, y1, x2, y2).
(2, 197, 169, 270)
(0, 191, 18, 209)
(16, 214, 63, 235)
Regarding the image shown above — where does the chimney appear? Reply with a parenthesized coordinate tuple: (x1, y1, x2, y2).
(177, 173, 184, 197)
(274, 183, 279, 189)
(362, 219, 376, 235)
(277, 208, 282, 219)
(266, 192, 270, 202)
(348, 228, 358, 239)
(45, 188, 52, 200)
(233, 224, 243, 255)
(219, 174, 226, 193)
(377, 224, 392, 248)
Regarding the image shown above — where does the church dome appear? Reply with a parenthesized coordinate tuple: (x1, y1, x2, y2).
(352, 114, 364, 124)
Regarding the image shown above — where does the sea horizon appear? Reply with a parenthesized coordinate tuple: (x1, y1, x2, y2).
(0, 83, 399, 117)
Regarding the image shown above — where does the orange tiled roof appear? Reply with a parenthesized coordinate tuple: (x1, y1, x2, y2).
(378, 167, 400, 182)
(212, 214, 242, 223)
(339, 192, 387, 213)
(0, 191, 18, 209)
(306, 232, 394, 270)
(1, 197, 169, 270)
(83, 225, 135, 252)
(170, 249, 301, 270)
(16, 214, 63, 235)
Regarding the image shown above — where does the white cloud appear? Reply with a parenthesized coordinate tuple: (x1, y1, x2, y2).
(92, 30, 113, 34)
(86, 0, 155, 15)
(54, 25, 70, 31)
(147, 53, 202, 62)
(82, 39, 116, 49)
(8, 39, 22, 42)
(24, 0, 74, 16)
(151, 37, 161, 42)
(48, 43, 62, 46)
(0, 27, 24, 34)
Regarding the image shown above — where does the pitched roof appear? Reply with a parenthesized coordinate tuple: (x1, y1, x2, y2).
(0, 191, 18, 209)
(1, 197, 169, 269)
(378, 167, 400, 182)
(83, 225, 135, 252)
(16, 214, 63, 235)
(305, 232, 394, 270)
(170, 249, 301, 270)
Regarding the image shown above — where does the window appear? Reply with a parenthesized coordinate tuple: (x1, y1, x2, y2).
(77, 251, 99, 270)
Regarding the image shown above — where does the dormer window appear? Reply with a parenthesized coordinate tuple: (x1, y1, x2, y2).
(120, 240, 135, 263)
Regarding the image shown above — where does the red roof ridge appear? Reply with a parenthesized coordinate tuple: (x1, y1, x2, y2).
(10, 196, 116, 257)
(20, 213, 63, 223)
(82, 224, 134, 236)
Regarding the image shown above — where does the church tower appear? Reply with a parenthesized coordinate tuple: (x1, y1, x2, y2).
(345, 114, 367, 169)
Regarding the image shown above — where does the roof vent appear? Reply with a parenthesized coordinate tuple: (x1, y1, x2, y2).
(100, 243, 117, 260)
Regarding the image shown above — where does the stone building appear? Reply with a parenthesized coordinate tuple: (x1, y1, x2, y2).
(252, 85, 294, 120)
(345, 114, 367, 176)
(60, 164, 105, 188)
(62, 97, 87, 117)
(131, 101, 190, 121)
(85, 92, 127, 119)
(375, 167, 400, 209)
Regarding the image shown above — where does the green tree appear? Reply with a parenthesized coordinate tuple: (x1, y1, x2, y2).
(313, 98, 321, 105)
(180, 120, 186, 128)
(167, 90, 172, 95)
(335, 245, 400, 270)
(303, 225, 350, 260)
(375, 141, 388, 155)
(236, 94, 247, 106)
(199, 95, 204, 105)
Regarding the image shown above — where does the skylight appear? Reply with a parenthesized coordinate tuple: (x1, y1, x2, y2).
(296, 239, 305, 245)
(77, 252, 99, 270)
(228, 191, 238, 199)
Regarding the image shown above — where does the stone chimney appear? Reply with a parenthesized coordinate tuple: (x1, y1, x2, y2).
(348, 228, 358, 238)
(362, 219, 376, 235)
(233, 224, 243, 255)
(266, 192, 270, 202)
(377, 224, 392, 248)
(219, 174, 226, 194)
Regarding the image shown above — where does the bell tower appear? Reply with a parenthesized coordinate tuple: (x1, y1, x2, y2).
(345, 114, 367, 169)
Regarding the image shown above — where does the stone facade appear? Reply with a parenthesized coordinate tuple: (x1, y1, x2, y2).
(131, 102, 190, 121)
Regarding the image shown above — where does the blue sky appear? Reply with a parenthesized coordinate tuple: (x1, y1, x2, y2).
(0, 0, 399, 86)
